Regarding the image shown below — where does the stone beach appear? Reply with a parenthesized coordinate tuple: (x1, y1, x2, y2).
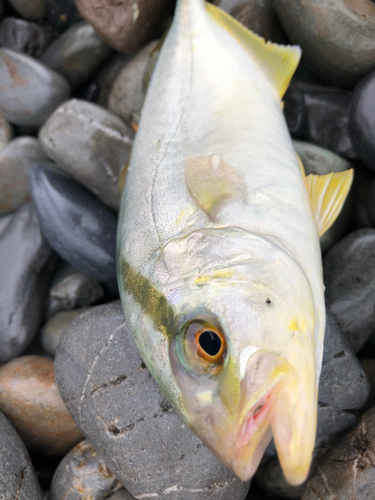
(0, 0, 375, 499)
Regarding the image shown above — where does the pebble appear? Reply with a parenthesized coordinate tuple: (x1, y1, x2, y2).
(0, 355, 84, 456)
(47, 260, 104, 317)
(50, 440, 123, 500)
(0, 17, 54, 58)
(40, 22, 112, 88)
(324, 229, 375, 352)
(29, 162, 118, 295)
(273, 0, 375, 88)
(108, 40, 160, 126)
(255, 309, 370, 498)
(302, 407, 375, 500)
(108, 491, 135, 500)
(0, 48, 71, 127)
(7, 0, 46, 20)
(350, 69, 375, 171)
(0, 136, 48, 214)
(0, 113, 13, 153)
(42, 308, 90, 357)
(45, 0, 82, 32)
(0, 410, 43, 500)
(293, 140, 353, 253)
(55, 303, 250, 500)
(0, 213, 12, 236)
(213, 0, 286, 43)
(0, 203, 55, 363)
(75, 0, 171, 54)
(360, 358, 375, 411)
(95, 53, 130, 108)
(39, 99, 134, 210)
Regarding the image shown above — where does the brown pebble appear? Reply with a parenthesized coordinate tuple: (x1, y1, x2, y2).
(0, 355, 83, 456)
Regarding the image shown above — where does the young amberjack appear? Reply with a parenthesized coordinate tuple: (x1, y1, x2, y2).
(117, 0, 353, 485)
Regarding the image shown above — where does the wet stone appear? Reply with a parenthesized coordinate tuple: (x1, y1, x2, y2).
(55, 303, 250, 500)
(0, 136, 48, 215)
(0, 113, 13, 153)
(0, 48, 71, 127)
(7, 0, 46, 20)
(50, 440, 123, 500)
(0, 203, 55, 363)
(40, 22, 112, 89)
(108, 40, 160, 126)
(0, 17, 54, 58)
(350, 69, 375, 171)
(284, 83, 305, 139)
(75, 0, 171, 54)
(324, 229, 375, 352)
(40, 99, 134, 210)
(42, 308, 90, 357)
(360, 358, 375, 410)
(302, 407, 375, 500)
(29, 162, 118, 296)
(0, 213, 12, 236)
(0, 410, 43, 500)
(274, 0, 375, 88)
(0, 355, 83, 456)
(95, 53, 130, 108)
(293, 140, 354, 253)
(45, 0, 81, 32)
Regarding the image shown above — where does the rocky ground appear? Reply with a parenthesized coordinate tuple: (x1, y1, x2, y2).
(0, 0, 375, 499)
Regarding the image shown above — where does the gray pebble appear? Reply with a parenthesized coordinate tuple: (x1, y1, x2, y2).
(50, 440, 123, 500)
(293, 140, 353, 254)
(40, 22, 112, 88)
(42, 308, 90, 357)
(0, 410, 43, 500)
(40, 99, 134, 210)
(47, 261, 104, 317)
(324, 229, 375, 352)
(95, 54, 131, 108)
(0, 203, 55, 363)
(7, 0, 46, 20)
(0, 213, 12, 236)
(55, 303, 250, 500)
(108, 40, 160, 126)
(107, 491, 135, 500)
(0, 48, 71, 127)
(302, 407, 375, 500)
(0, 17, 54, 58)
(0, 113, 14, 153)
(0, 136, 48, 215)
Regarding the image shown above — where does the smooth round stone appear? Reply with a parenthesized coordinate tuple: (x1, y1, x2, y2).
(0, 203, 55, 363)
(108, 491, 135, 500)
(95, 53, 130, 108)
(0, 113, 13, 153)
(109, 40, 160, 126)
(40, 22, 112, 88)
(45, 0, 82, 32)
(0, 17, 54, 58)
(284, 83, 306, 138)
(75, 0, 170, 54)
(350, 69, 375, 171)
(360, 358, 375, 411)
(0, 410, 43, 500)
(50, 440, 123, 500)
(0, 48, 71, 127)
(0, 213, 12, 236)
(42, 308, 90, 357)
(47, 261, 104, 317)
(364, 179, 375, 227)
(213, 0, 286, 42)
(293, 140, 354, 253)
(0, 355, 83, 456)
(55, 304, 250, 500)
(302, 407, 375, 500)
(273, 0, 375, 88)
(0, 136, 48, 215)
(7, 0, 46, 20)
(324, 229, 375, 352)
(39, 99, 134, 210)
(29, 162, 118, 295)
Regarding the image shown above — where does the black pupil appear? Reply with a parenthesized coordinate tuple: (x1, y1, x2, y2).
(199, 331, 222, 357)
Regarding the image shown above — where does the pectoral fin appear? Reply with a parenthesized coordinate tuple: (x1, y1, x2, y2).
(185, 154, 247, 219)
(306, 170, 354, 237)
(206, 2, 301, 98)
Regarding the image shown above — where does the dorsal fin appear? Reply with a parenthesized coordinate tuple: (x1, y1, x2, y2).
(206, 2, 301, 98)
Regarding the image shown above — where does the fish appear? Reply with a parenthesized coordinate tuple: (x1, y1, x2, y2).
(117, 0, 353, 485)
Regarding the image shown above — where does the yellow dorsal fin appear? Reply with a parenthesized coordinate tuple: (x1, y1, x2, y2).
(205, 2, 301, 98)
(185, 154, 247, 219)
(305, 170, 354, 237)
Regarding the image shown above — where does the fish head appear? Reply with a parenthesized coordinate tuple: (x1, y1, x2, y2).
(160, 229, 318, 485)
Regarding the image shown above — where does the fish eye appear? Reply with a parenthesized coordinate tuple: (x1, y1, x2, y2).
(182, 321, 226, 373)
